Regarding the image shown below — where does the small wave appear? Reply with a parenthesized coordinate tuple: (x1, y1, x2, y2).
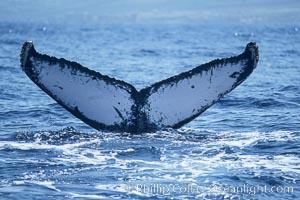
(233, 32, 255, 37)
(0, 109, 58, 120)
(140, 49, 160, 56)
(95, 184, 152, 198)
(218, 97, 257, 107)
(0, 55, 15, 61)
(132, 49, 160, 57)
(0, 38, 21, 46)
(15, 127, 106, 144)
(116, 146, 161, 161)
(250, 98, 289, 108)
(217, 96, 298, 109)
(13, 180, 61, 192)
(279, 85, 299, 92)
(283, 49, 300, 56)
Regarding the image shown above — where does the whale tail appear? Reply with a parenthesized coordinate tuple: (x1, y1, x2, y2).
(20, 42, 258, 133)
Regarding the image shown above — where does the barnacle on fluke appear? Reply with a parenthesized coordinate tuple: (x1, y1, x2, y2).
(20, 41, 259, 133)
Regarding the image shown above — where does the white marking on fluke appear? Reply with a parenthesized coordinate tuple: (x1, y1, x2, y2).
(20, 41, 259, 133)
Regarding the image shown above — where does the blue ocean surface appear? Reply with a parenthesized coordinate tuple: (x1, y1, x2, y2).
(0, 0, 299, 199)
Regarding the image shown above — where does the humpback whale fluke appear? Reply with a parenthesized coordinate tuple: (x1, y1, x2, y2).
(20, 41, 259, 133)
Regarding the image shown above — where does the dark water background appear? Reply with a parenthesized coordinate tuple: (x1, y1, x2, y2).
(0, 0, 299, 199)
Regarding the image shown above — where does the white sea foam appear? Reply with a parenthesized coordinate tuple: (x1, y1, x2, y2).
(1, 129, 298, 199)
(29, 180, 61, 192)
(68, 193, 106, 199)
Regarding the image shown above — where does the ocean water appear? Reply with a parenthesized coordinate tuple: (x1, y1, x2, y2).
(0, 0, 300, 199)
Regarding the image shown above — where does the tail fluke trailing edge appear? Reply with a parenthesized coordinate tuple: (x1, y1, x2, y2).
(140, 42, 259, 129)
(21, 41, 138, 132)
(20, 42, 258, 133)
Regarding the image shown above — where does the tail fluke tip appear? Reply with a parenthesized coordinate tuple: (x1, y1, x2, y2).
(20, 41, 34, 70)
